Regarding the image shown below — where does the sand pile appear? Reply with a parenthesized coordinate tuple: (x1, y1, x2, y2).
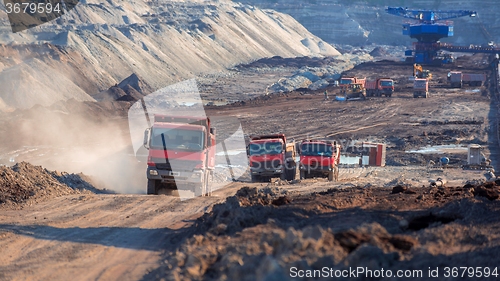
(0, 0, 341, 110)
(0, 162, 106, 207)
(148, 183, 500, 280)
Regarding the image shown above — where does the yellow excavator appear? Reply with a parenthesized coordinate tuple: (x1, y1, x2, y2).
(413, 64, 432, 80)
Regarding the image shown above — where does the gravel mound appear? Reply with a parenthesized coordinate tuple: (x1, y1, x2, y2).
(369, 46, 389, 57)
(151, 187, 423, 281)
(161, 221, 416, 281)
(193, 186, 290, 236)
(149, 183, 500, 280)
(0, 162, 107, 207)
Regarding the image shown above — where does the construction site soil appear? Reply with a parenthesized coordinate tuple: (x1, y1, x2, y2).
(1, 53, 500, 280)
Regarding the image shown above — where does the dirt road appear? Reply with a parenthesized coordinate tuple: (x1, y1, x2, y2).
(0, 183, 249, 281)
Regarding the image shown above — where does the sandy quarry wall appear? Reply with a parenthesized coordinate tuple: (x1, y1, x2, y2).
(0, 0, 340, 109)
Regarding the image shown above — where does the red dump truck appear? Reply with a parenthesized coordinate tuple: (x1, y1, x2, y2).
(247, 134, 296, 182)
(413, 78, 429, 98)
(299, 140, 341, 181)
(365, 78, 394, 97)
(339, 76, 366, 88)
(448, 71, 486, 88)
(143, 115, 216, 196)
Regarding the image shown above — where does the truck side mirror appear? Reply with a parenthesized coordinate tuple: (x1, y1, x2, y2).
(143, 128, 151, 150)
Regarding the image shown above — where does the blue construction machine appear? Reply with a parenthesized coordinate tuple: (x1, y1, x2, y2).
(386, 7, 500, 64)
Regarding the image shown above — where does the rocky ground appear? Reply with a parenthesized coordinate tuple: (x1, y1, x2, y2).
(148, 182, 500, 281)
(0, 162, 108, 208)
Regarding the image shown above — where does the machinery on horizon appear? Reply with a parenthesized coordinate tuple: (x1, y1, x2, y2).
(386, 7, 500, 64)
(413, 64, 432, 79)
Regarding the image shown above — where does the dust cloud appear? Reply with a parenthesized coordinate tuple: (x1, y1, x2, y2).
(0, 101, 146, 194)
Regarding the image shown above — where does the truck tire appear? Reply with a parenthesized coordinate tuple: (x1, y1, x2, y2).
(286, 165, 296, 181)
(194, 182, 204, 197)
(193, 171, 207, 197)
(202, 171, 209, 196)
(413, 92, 418, 98)
(206, 171, 213, 196)
(147, 179, 158, 195)
(251, 174, 260, 183)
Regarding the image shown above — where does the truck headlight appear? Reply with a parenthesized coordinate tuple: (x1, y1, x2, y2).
(191, 170, 203, 179)
(149, 169, 158, 176)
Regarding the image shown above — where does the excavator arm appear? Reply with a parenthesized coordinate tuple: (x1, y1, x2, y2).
(413, 64, 432, 80)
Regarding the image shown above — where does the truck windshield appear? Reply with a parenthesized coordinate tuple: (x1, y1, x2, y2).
(301, 144, 333, 157)
(380, 80, 393, 86)
(340, 79, 352, 85)
(150, 128, 204, 151)
(248, 142, 283, 156)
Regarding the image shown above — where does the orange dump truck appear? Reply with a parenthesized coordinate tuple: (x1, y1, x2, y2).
(365, 78, 394, 97)
(339, 76, 366, 88)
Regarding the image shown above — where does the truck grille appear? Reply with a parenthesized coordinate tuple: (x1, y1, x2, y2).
(309, 160, 319, 167)
(161, 175, 187, 181)
(152, 158, 201, 171)
(252, 160, 281, 169)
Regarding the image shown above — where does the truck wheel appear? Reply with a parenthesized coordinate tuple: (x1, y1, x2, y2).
(202, 171, 209, 196)
(413, 93, 418, 98)
(147, 180, 158, 195)
(328, 171, 334, 181)
(206, 171, 213, 196)
(251, 174, 259, 183)
(286, 165, 296, 181)
(194, 183, 203, 197)
(280, 171, 286, 181)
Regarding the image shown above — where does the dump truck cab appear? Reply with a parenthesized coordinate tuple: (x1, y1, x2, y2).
(413, 78, 429, 98)
(299, 140, 341, 181)
(378, 78, 394, 96)
(247, 134, 296, 182)
(340, 77, 356, 87)
(144, 115, 216, 196)
(366, 78, 394, 97)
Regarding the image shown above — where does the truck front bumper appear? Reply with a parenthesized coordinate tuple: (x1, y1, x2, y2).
(299, 165, 332, 172)
(147, 167, 204, 184)
(300, 165, 334, 178)
(250, 167, 283, 177)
